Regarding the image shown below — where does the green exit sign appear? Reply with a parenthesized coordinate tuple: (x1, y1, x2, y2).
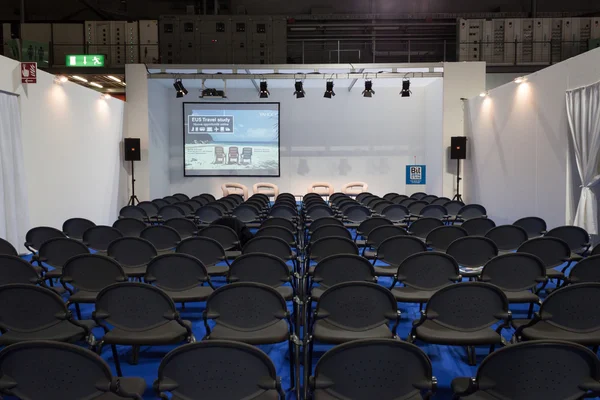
(65, 54, 105, 67)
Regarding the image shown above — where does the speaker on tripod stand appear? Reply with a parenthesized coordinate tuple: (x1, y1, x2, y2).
(450, 136, 466, 202)
(124, 138, 141, 206)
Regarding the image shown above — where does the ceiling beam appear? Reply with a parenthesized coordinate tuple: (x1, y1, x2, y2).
(148, 72, 442, 80)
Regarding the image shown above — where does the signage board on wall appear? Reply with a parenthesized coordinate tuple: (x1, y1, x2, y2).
(65, 54, 105, 67)
(21, 62, 37, 84)
(406, 165, 426, 185)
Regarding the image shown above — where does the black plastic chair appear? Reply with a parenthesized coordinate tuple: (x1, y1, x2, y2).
(62, 218, 95, 241)
(140, 225, 181, 253)
(305, 205, 335, 221)
(389, 252, 461, 308)
(269, 205, 298, 220)
(0, 238, 18, 256)
(107, 237, 157, 278)
(409, 282, 511, 365)
(24, 226, 66, 254)
(443, 201, 465, 222)
(82, 225, 123, 254)
(431, 197, 451, 206)
(0, 255, 44, 286)
(355, 217, 393, 242)
(174, 202, 194, 216)
(546, 225, 591, 255)
(446, 236, 498, 278)
(569, 255, 600, 284)
(307, 237, 359, 266)
(391, 194, 409, 204)
(243, 236, 297, 271)
(112, 217, 147, 237)
(119, 205, 148, 221)
(420, 204, 448, 220)
(163, 195, 179, 204)
(0, 341, 146, 399)
(176, 236, 230, 276)
(460, 217, 496, 236)
(407, 201, 429, 217)
(163, 217, 198, 239)
(517, 237, 578, 281)
(382, 192, 400, 201)
(310, 254, 376, 302)
(138, 201, 160, 221)
(262, 217, 296, 232)
(357, 192, 375, 203)
(451, 340, 600, 399)
(425, 226, 468, 252)
(255, 226, 296, 247)
(310, 225, 352, 243)
(485, 224, 528, 253)
(93, 282, 194, 376)
(232, 204, 262, 223)
(307, 217, 344, 235)
(228, 253, 294, 300)
(362, 225, 409, 259)
(173, 193, 189, 202)
(513, 216, 547, 239)
(61, 254, 127, 319)
(195, 205, 223, 224)
(408, 217, 444, 240)
(457, 204, 487, 221)
(198, 225, 240, 251)
(480, 253, 546, 318)
(145, 253, 214, 304)
(410, 192, 427, 200)
(421, 194, 438, 203)
(374, 236, 428, 276)
(154, 340, 285, 400)
(372, 200, 395, 214)
(185, 199, 203, 211)
(592, 246, 600, 256)
(158, 205, 186, 221)
(343, 205, 372, 224)
(514, 283, 600, 350)
(0, 284, 93, 346)
(33, 237, 90, 280)
(310, 339, 436, 400)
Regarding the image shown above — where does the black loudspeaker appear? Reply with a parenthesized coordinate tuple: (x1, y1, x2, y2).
(450, 137, 467, 160)
(124, 138, 141, 161)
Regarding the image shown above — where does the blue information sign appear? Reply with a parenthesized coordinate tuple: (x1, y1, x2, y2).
(406, 165, 426, 185)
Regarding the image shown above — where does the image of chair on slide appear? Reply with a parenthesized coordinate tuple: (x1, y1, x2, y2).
(241, 147, 253, 164)
(228, 147, 239, 164)
(214, 146, 225, 164)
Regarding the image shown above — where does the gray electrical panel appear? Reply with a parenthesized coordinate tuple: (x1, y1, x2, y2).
(159, 16, 180, 64)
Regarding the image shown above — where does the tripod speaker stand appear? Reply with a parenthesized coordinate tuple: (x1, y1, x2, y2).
(452, 159, 463, 202)
(124, 138, 141, 206)
(450, 136, 466, 202)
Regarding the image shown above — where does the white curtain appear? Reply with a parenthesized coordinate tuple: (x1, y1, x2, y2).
(566, 80, 600, 234)
(0, 92, 30, 253)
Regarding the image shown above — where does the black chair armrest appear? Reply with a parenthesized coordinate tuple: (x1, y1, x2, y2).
(479, 276, 491, 282)
(451, 377, 477, 396)
(413, 377, 437, 391)
(535, 276, 548, 283)
(310, 376, 334, 390)
(313, 310, 330, 321)
(257, 376, 279, 390)
(110, 378, 143, 399)
(579, 378, 600, 393)
(449, 274, 463, 282)
(145, 275, 156, 283)
(494, 311, 512, 322)
(0, 375, 17, 391)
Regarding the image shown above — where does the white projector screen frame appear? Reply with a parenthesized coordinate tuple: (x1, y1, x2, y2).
(182, 102, 281, 177)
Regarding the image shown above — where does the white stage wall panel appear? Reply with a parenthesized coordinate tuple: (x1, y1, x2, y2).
(148, 81, 171, 199)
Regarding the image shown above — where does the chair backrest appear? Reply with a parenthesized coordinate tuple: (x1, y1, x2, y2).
(458, 204, 487, 220)
(215, 146, 224, 155)
(158, 205, 185, 221)
(425, 226, 468, 251)
(261, 217, 296, 232)
(308, 182, 334, 196)
(517, 237, 571, 268)
(356, 192, 373, 203)
(343, 205, 372, 223)
(408, 217, 444, 239)
(0, 284, 70, 331)
(425, 282, 509, 331)
(255, 226, 295, 246)
(228, 147, 239, 156)
(419, 204, 447, 219)
(421, 195, 438, 203)
(592, 246, 600, 256)
(62, 218, 96, 240)
(312, 254, 376, 289)
(341, 181, 368, 195)
(309, 237, 359, 262)
(138, 201, 159, 218)
(443, 200, 465, 216)
(376, 236, 428, 266)
(305, 205, 335, 220)
(140, 225, 182, 252)
(112, 218, 147, 237)
(146, 253, 210, 291)
(446, 236, 498, 269)
(310, 225, 352, 243)
(82, 226, 123, 252)
(232, 204, 261, 223)
(569, 255, 600, 283)
(356, 217, 393, 237)
(185, 199, 203, 211)
(173, 193, 190, 202)
(461, 217, 496, 236)
(152, 198, 170, 209)
(61, 254, 126, 292)
(195, 205, 224, 223)
(372, 200, 394, 214)
(253, 182, 279, 198)
(38, 237, 90, 268)
(537, 283, 600, 331)
(315, 282, 397, 330)
(407, 200, 429, 216)
(205, 282, 287, 330)
(366, 225, 408, 248)
(308, 216, 343, 233)
(95, 282, 178, 330)
(0, 341, 128, 400)
(198, 225, 239, 250)
(513, 216, 548, 238)
(269, 205, 298, 220)
(485, 225, 528, 251)
(25, 226, 66, 251)
(480, 253, 546, 291)
(174, 202, 194, 215)
(191, 195, 210, 206)
(228, 253, 290, 288)
(242, 236, 292, 261)
(430, 197, 451, 206)
(546, 226, 590, 253)
(470, 340, 600, 400)
(242, 147, 252, 157)
(155, 341, 281, 400)
(410, 192, 427, 200)
(164, 217, 198, 239)
(391, 194, 409, 204)
(382, 192, 400, 201)
(119, 205, 147, 220)
(163, 195, 179, 204)
(398, 252, 460, 290)
(176, 237, 226, 267)
(381, 204, 409, 223)
(311, 339, 434, 400)
(221, 182, 249, 199)
(107, 237, 157, 267)
(0, 255, 40, 285)
(0, 238, 18, 256)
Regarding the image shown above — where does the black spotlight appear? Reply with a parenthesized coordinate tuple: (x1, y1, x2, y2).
(362, 80, 374, 97)
(293, 81, 305, 98)
(173, 79, 188, 98)
(400, 79, 411, 97)
(324, 81, 335, 98)
(259, 80, 270, 98)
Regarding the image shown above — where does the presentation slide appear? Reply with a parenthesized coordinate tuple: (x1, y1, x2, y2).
(183, 102, 280, 177)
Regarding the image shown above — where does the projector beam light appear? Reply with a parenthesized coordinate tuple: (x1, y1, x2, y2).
(324, 81, 335, 99)
(259, 80, 270, 98)
(362, 80, 374, 97)
(293, 81, 305, 98)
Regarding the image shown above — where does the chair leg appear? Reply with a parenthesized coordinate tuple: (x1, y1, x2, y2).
(593, 345, 599, 354)
(466, 346, 476, 366)
(181, 302, 186, 310)
(489, 343, 495, 354)
(419, 303, 423, 312)
(288, 337, 295, 391)
(527, 302, 534, 319)
(111, 344, 123, 377)
(74, 303, 82, 320)
(130, 345, 140, 365)
(304, 335, 313, 400)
